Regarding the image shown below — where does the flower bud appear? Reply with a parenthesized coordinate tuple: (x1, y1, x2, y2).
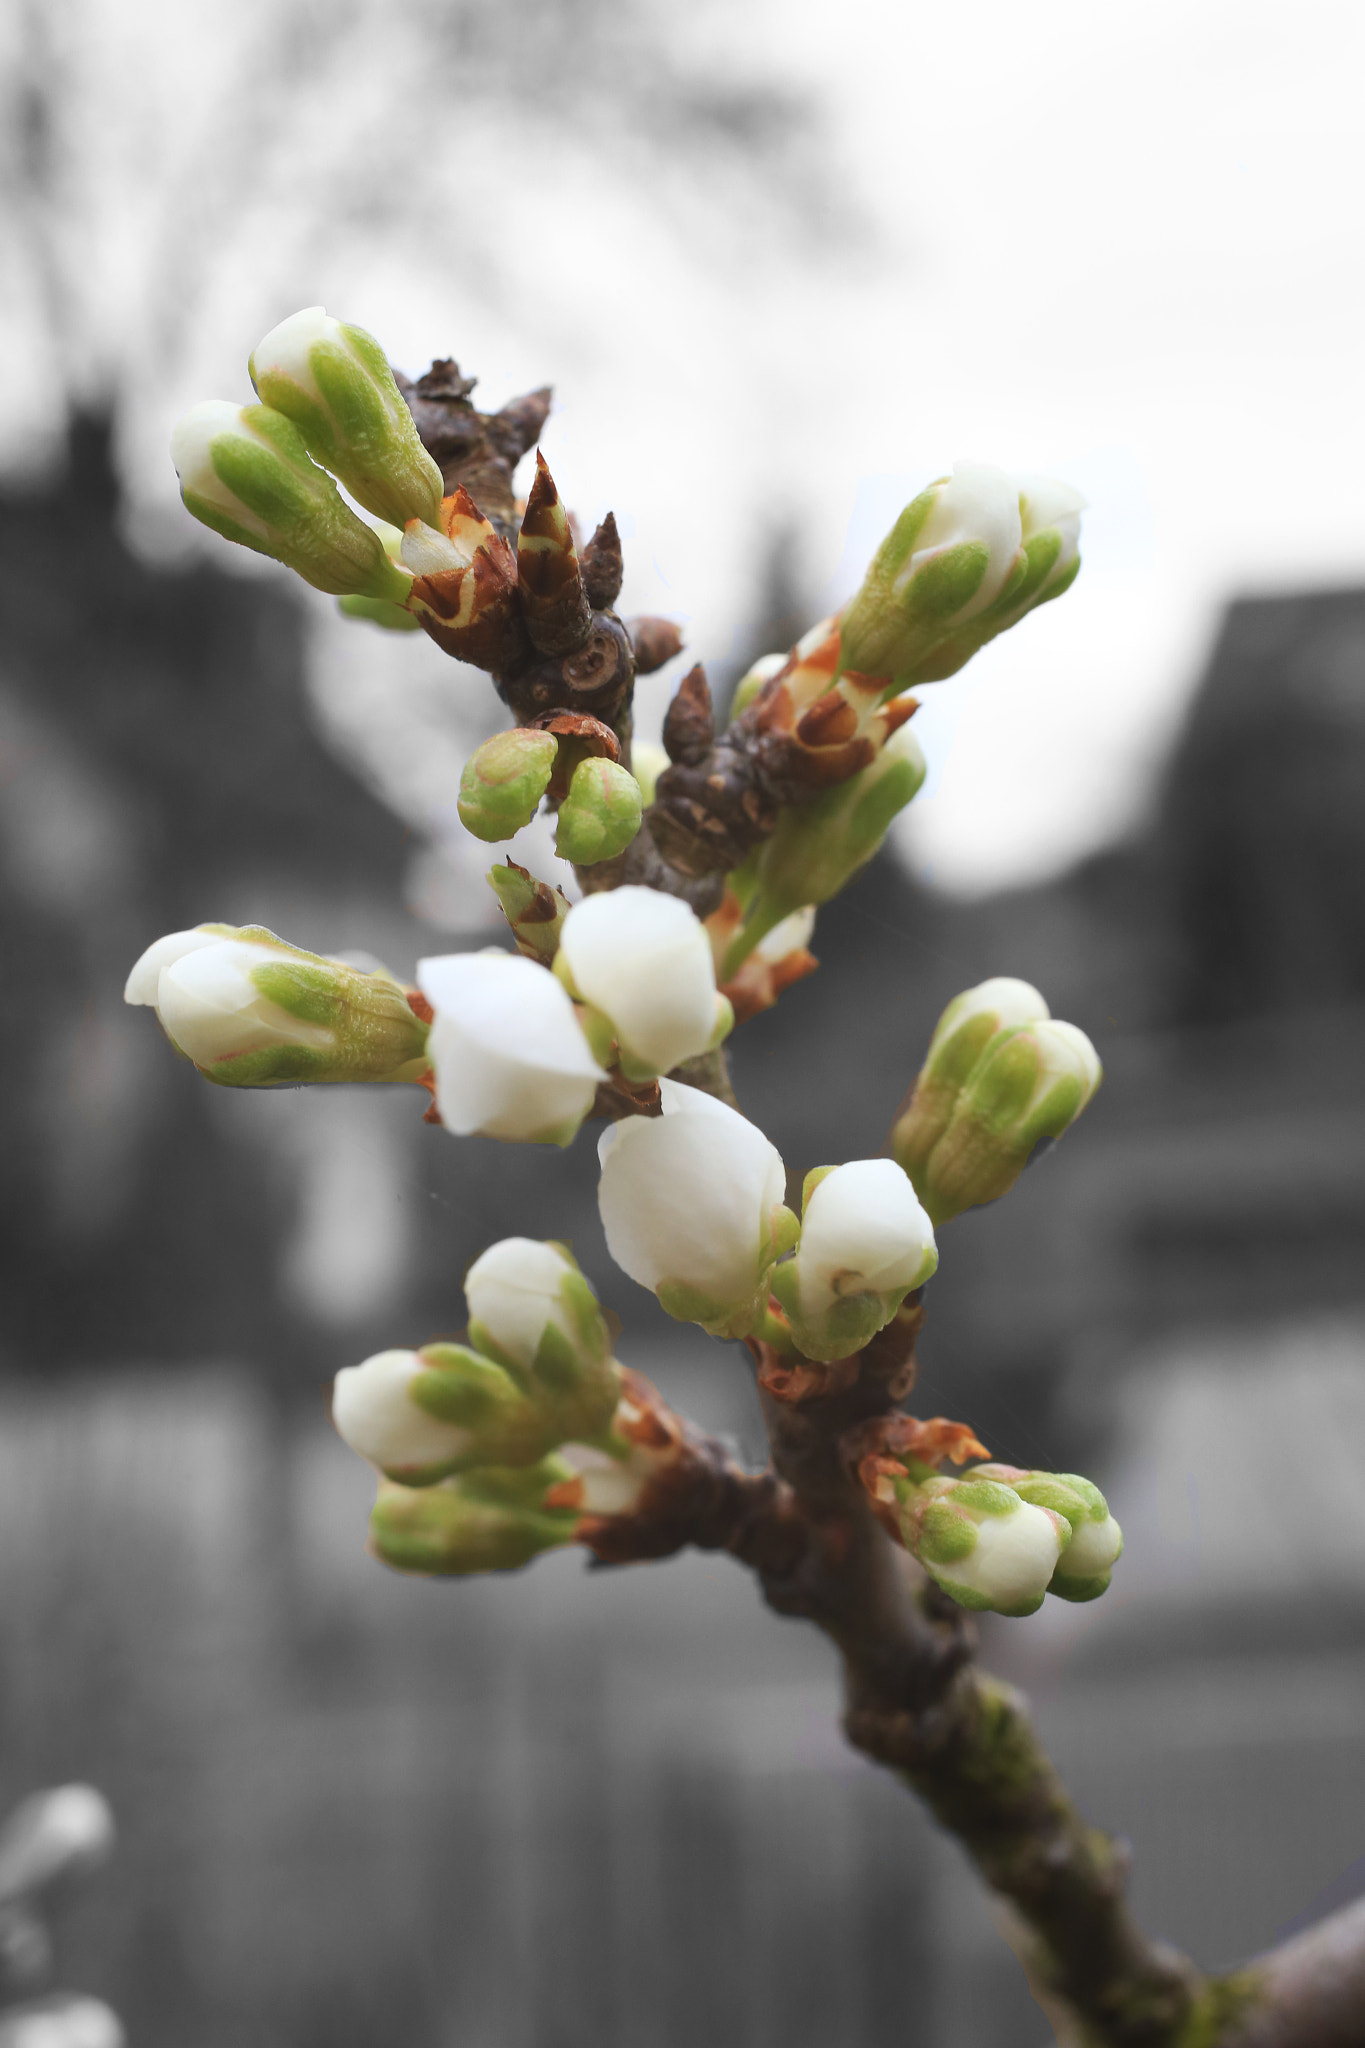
(0, 1788, 114, 1906)
(558, 886, 732, 1080)
(597, 1080, 797, 1337)
(900, 1474, 1068, 1617)
(248, 305, 444, 530)
(171, 401, 412, 602)
(908, 475, 1086, 685)
(720, 725, 927, 975)
(125, 925, 429, 1087)
(554, 757, 644, 866)
(769, 1159, 937, 1363)
(368, 1458, 580, 1577)
(912, 1017, 1102, 1225)
(0, 1998, 125, 2048)
(457, 729, 559, 844)
(464, 1237, 612, 1387)
(838, 463, 1025, 682)
(978, 1466, 1123, 1602)
(891, 977, 1050, 1188)
(417, 950, 604, 1145)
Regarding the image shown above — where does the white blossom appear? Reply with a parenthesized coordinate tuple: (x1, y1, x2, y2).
(418, 950, 604, 1145)
(464, 1237, 605, 1375)
(559, 886, 727, 1076)
(597, 1081, 791, 1333)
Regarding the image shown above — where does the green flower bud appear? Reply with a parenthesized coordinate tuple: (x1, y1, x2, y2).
(891, 977, 1050, 1189)
(913, 1017, 1102, 1225)
(721, 726, 927, 976)
(171, 401, 413, 602)
(837, 465, 1083, 690)
(368, 1457, 580, 1576)
(249, 305, 445, 530)
(554, 757, 644, 866)
(457, 729, 558, 844)
(124, 925, 429, 1087)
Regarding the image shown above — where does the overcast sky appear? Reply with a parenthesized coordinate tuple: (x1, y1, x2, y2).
(5, 0, 1362, 896)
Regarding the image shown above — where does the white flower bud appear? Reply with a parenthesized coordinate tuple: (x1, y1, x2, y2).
(125, 925, 428, 1087)
(558, 886, 730, 1079)
(772, 1159, 937, 1362)
(0, 1998, 125, 2048)
(907, 1475, 1067, 1618)
(332, 1350, 474, 1480)
(417, 950, 604, 1146)
(597, 1080, 795, 1336)
(464, 1237, 610, 1379)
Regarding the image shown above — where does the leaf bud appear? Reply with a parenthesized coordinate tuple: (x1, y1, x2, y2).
(170, 401, 412, 601)
(248, 305, 444, 530)
(125, 925, 429, 1087)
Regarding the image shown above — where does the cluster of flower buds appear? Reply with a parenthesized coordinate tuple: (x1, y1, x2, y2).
(597, 1086, 936, 1354)
(124, 926, 430, 1088)
(838, 466, 1084, 688)
(456, 715, 642, 866)
(333, 1240, 687, 1575)
(854, 1418, 1122, 1616)
(891, 978, 1101, 1224)
(0, 1785, 122, 2048)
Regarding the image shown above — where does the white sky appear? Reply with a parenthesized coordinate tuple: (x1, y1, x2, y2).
(6, 0, 1364, 895)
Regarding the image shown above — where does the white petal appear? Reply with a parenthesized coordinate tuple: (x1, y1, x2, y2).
(560, 886, 718, 1073)
(1017, 474, 1086, 563)
(754, 906, 816, 963)
(400, 521, 472, 576)
(124, 927, 223, 1005)
(1033, 1019, 1102, 1102)
(953, 1502, 1063, 1607)
(598, 1082, 785, 1299)
(903, 461, 1023, 615)
(1058, 1511, 1122, 1577)
(332, 1350, 472, 1473)
(797, 1159, 935, 1311)
(418, 951, 603, 1141)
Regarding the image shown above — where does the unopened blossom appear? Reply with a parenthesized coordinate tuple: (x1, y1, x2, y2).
(124, 925, 428, 1087)
(597, 1080, 796, 1336)
(332, 1349, 482, 1484)
(770, 1158, 938, 1362)
(171, 400, 412, 601)
(977, 1465, 1124, 1602)
(369, 1459, 580, 1577)
(559, 886, 731, 1079)
(901, 1474, 1069, 1618)
(464, 1237, 614, 1388)
(417, 950, 604, 1145)
(248, 305, 445, 530)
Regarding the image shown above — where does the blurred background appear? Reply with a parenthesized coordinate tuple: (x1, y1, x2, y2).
(2, 1, 1364, 2042)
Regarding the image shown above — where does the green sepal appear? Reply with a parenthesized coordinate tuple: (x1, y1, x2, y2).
(200, 1043, 332, 1088)
(1047, 1571, 1113, 1603)
(901, 538, 990, 621)
(800, 1165, 837, 1214)
(337, 594, 422, 631)
(916, 1499, 977, 1566)
(655, 1278, 761, 1341)
(369, 1456, 579, 1577)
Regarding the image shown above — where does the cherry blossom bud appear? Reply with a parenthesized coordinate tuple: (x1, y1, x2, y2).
(720, 726, 927, 975)
(554, 757, 644, 866)
(597, 1080, 797, 1336)
(124, 925, 428, 1087)
(910, 476, 1086, 684)
(892, 977, 1051, 1188)
(838, 463, 1024, 682)
(558, 887, 732, 1081)
(417, 950, 604, 1145)
(171, 401, 412, 602)
(0, 1998, 125, 2048)
(333, 1347, 530, 1484)
(248, 305, 444, 530)
(368, 1458, 580, 1576)
(0, 1787, 114, 1905)
(457, 729, 558, 843)
(913, 1017, 1102, 1225)
(900, 1474, 1068, 1617)
(769, 1159, 937, 1362)
(977, 1466, 1123, 1602)
(464, 1237, 612, 1387)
